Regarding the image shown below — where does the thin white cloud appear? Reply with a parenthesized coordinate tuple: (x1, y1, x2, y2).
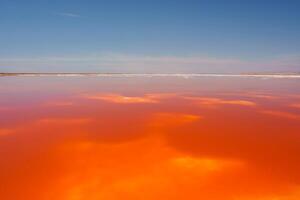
(56, 12, 81, 18)
(0, 53, 299, 73)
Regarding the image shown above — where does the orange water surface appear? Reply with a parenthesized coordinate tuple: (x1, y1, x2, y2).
(1, 76, 300, 200)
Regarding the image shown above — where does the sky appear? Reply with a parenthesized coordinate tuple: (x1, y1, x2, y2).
(0, 0, 300, 73)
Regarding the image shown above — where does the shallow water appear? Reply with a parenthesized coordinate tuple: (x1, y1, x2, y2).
(1, 76, 300, 200)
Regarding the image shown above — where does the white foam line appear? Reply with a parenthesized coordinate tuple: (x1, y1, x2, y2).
(1, 73, 300, 78)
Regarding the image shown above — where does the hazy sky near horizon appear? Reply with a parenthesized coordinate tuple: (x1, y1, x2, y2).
(1, 0, 300, 73)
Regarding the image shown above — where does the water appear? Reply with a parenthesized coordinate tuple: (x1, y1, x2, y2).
(1, 76, 300, 200)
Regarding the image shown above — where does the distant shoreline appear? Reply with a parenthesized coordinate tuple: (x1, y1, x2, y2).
(1, 73, 300, 78)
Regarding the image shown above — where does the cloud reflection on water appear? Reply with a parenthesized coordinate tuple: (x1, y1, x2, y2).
(0, 77, 300, 200)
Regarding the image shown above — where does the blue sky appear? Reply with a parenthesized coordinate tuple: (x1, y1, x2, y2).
(1, 0, 300, 73)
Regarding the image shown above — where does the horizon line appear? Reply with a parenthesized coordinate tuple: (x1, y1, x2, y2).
(1, 72, 300, 78)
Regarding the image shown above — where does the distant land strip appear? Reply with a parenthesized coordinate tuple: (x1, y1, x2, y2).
(1, 73, 300, 78)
